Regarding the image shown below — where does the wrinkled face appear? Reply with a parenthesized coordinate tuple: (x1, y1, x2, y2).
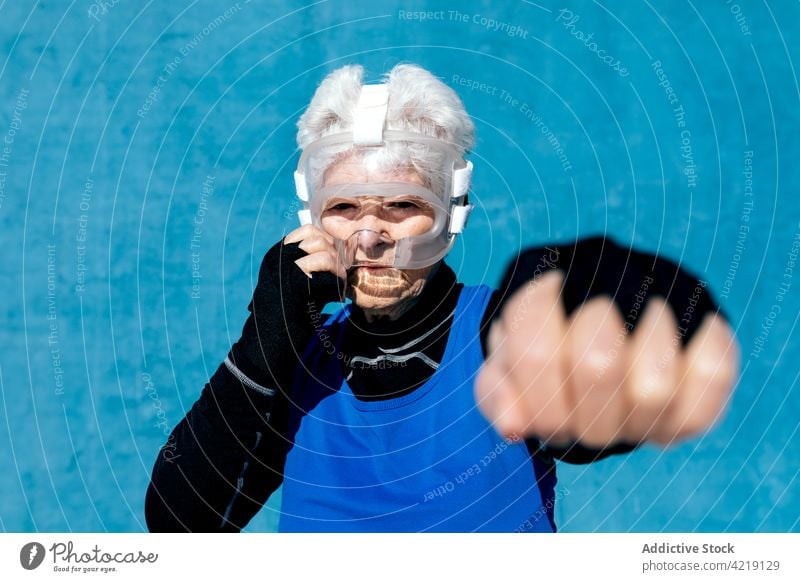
(320, 159, 439, 316)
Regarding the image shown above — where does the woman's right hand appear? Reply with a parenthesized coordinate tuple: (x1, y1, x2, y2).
(225, 228, 347, 393)
(283, 224, 348, 282)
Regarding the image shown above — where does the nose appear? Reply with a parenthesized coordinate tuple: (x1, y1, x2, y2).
(354, 228, 394, 260)
(334, 227, 396, 268)
(348, 211, 391, 249)
(356, 229, 384, 251)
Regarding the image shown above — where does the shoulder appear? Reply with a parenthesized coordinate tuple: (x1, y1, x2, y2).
(465, 285, 500, 325)
(458, 284, 497, 317)
(452, 285, 500, 360)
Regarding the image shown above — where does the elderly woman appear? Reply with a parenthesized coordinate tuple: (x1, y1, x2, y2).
(145, 64, 738, 532)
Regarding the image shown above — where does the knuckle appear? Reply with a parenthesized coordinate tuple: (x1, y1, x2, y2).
(516, 339, 559, 372)
(573, 346, 615, 380)
(295, 224, 314, 237)
(688, 358, 729, 390)
(630, 373, 674, 407)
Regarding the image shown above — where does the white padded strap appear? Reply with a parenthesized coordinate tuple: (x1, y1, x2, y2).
(352, 84, 389, 145)
(452, 160, 472, 199)
(449, 204, 473, 234)
(297, 209, 312, 225)
(294, 170, 309, 202)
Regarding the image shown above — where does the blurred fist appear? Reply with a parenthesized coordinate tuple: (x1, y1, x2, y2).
(475, 238, 740, 449)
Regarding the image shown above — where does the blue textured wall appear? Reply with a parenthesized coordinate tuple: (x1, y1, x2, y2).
(1, 0, 798, 532)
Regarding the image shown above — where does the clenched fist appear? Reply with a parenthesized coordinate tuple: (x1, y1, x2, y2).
(475, 237, 740, 449)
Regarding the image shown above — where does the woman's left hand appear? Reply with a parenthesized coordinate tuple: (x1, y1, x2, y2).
(475, 269, 740, 448)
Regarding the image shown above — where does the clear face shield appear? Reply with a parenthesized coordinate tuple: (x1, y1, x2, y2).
(293, 83, 473, 271)
(294, 132, 473, 270)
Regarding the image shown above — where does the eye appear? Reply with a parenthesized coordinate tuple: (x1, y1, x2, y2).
(387, 200, 420, 210)
(327, 202, 356, 212)
(320, 200, 359, 220)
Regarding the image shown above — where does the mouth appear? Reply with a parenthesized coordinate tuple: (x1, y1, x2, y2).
(347, 265, 400, 283)
(355, 265, 395, 274)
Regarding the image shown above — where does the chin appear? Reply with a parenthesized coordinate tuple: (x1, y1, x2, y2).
(351, 293, 403, 311)
(346, 265, 433, 316)
(348, 269, 410, 307)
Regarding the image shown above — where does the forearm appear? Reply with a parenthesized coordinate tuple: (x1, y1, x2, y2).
(145, 239, 338, 531)
(144, 358, 285, 532)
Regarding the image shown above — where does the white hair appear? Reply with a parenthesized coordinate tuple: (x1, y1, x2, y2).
(296, 64, 475, 196)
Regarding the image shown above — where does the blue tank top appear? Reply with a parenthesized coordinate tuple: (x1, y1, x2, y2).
(278, 285, 557, 532)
